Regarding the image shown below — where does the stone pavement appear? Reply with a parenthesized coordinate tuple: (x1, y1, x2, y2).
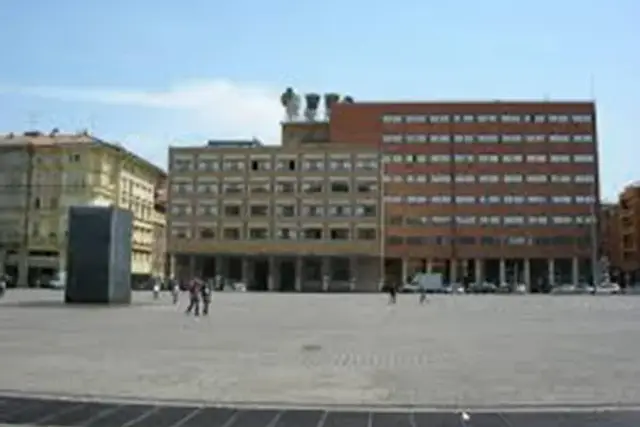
(1, 290, 640, 410)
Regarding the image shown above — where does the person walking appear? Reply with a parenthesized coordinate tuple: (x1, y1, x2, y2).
(201, 279, 211, 315)
(185, 278, 201, 316)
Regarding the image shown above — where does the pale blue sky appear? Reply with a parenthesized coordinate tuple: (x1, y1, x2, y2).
(0, 0, 638, 200)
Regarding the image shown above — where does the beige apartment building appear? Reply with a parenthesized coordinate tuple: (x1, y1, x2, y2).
(166, 123, 383, 291)
(0, 130, 167, 286)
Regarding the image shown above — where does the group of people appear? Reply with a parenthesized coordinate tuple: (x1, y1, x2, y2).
(152, 277, 212, 316)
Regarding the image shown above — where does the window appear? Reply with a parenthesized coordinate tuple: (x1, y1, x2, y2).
(171, 204, 191, 216)
(406, 134, 427, 143)
(222, 183, 243, 194)
(302, 182, 323, 193)
(330, 181, 350, 193)
(328, 205, 352, 217)
(196, 182, 218, 194)
(503, 195, 525, 204)
(276, 228, 297, 240)
(573, 154, 594, 163)
(302, 205, 324, 217)
(477, 114, 498, 123)
(276, 205, 296, 217)
(249, 182, 270, 193)
(356, 182, 377, 193)
(431, 174, 451, 183)
(527, 195, 547, 203)
(430, 155, 450, 163)
(455, 216, 476, 224)
(431, 195, 452, 203)
(249, 228, 269, 239)
(249, 205, 269, 216)
(330, 228, 350, 240)
(171, 227, 191, 239)
(550, 154, 571, 163)
(329, 159, 352, 170)
(524, 134, 546, 143)
(526, 154, 547, 163)
(276, 181, 296, 193)
(356, 228, 376, 240)
(355, 205, 377, 217)
(501, 114, 521, 123)
(222, 160, 245, 171)
(428, 114, 450, 123)
(477, 134, 499, 143)
(431, 216, 451, 224)
(455, 195, 476, 204)
(276, 159, 297, 171)
(571, 114, 592, 123)
(356, 159, 378, 170)
(453, 134, 475, 143)
(455, 175, 475, 183)
(551, 196, 572, 204)
(454, 154, 474, 163)
(196, 203, 218, 216)
(528, 216, 548, 225)
(198, 227, 216, 239)
(575, 174, 595, 183)
(549, 114, 569, 123)
(382, 115, 403, 123)
(526, 174, 547, 183)
(572, 134, 594, 143)
(551, 216, 573, 225)
(222, 228, 241, 240)
(429, 134, 450, 143)
(172, 159, 193, 171)
(550, 174, 571, 183)
(405, 115, 427, 123)
(503, 174, 523, 183)
(197, 159, 219, 171)
(478, 175, 499, 183)
(302, 159, 325, 171)
(223, 205, 242, 216)
(302, 228, 323, 240)
(501, 134, 522, 143)
(503, 216, 525, 225)
(502, 155, 523, 163)
(478, 154, 499, 163)
(382, 134, 403, 144)
(549, 134, 570, 143)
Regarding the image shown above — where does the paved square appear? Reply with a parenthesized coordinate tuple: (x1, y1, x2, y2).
(1, 290, 639, 409)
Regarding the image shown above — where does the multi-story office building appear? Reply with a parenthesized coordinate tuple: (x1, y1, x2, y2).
(330, 101, 599, 290)
(166, 133, 382, 291)
(0, 130, 167, 286)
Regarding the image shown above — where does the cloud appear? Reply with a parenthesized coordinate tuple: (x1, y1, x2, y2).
(6, 79, 286, 145)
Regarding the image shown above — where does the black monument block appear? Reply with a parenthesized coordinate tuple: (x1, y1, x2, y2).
(65, 206, 133, 304)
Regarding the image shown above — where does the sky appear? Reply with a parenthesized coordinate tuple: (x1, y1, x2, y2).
(0, 0, 638, 201)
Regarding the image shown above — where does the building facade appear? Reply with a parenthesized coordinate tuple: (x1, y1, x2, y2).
(617, 185, 640, 283)
(166, 134, 382, 291)
(0, 130, 167, 286)
(599, 203, 621, 280)
(330, 101, 599, 290)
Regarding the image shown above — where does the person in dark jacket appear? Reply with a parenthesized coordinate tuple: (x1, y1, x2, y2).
(185, 279, 201, 316)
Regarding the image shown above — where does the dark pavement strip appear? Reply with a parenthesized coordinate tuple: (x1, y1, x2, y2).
(0, 395, 638, 426)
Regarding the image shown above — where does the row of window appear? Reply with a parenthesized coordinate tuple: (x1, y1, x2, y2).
(384, 174, 596, 185)
(382, 133, 594, 144)
(170, 203, 378, 218)
(381, 113, 593, 125)
(171, 226, 377, 241)
(172, 157, 378, 172)
(384, 194, 595, 205)
(387, 235, 591, 246)
(171, 181, 378, 195)
(385, 153, 595, 164)
(391, 215, 595, 226)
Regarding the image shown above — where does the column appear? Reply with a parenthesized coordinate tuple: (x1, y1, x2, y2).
(241, 258, 250, 286)
(523, 259, 531, 292)
(295, 257, 302, 291)
(572, 257, 579, 286)
(401, 258, 409, 284)
(188, 255, 196, 278)
(426, 259, 433, 274)
(167, 254, 176, 278)
(450, 259, 458, 284)
(349, 256, 358, 292)
(215, 255, 224, 277)
(499, 258, 506, 285)
(474, 259, 483, 284)
(548, 258, 555, 287)
(322, 257, 330, 291)
(268, 256, 276, 291)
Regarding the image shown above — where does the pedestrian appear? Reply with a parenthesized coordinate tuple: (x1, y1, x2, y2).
(170, 278, 180, 305)
(185, 279, 201, 316)
(201, 280, 211, 315)
(388, 281, 397, 304)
